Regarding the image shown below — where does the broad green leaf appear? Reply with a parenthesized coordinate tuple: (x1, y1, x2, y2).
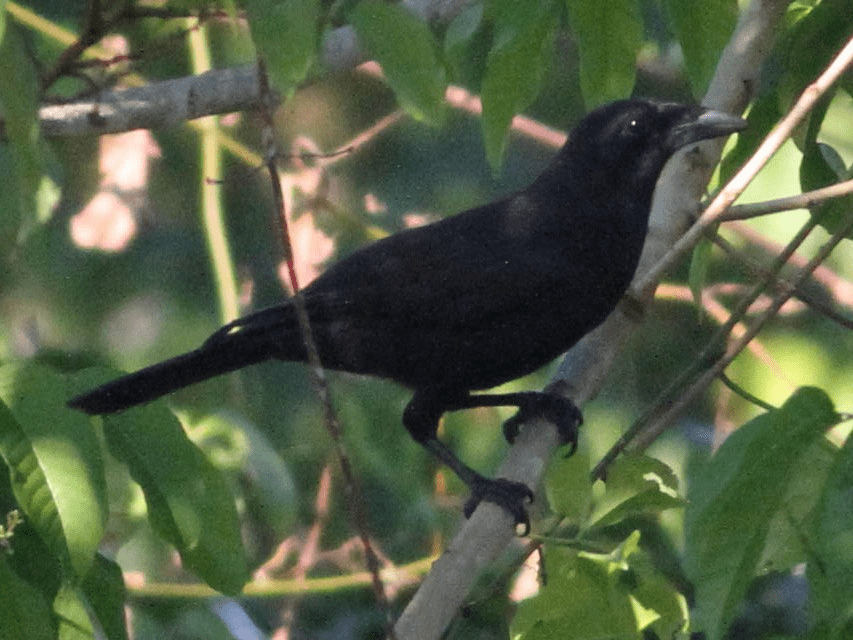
(512, 542, 638, 639)
(0, 24, 43, 243)
(480, 1, 556, 168)
(0, 556, 54, 640)
(544, 438, 592, 523)
(0, 363, 106, 580)
(82, 554, 128, 640)
(807, 428, 853, 638)
(779, 0, 853, 105)
(663, 0, 738, 96)
(564, 0, 642, 108)
(685, 387, 837, 640)
(758, 438, 836, 572)
(98, 388, 248, 594)
(628, 550, 688, 637)
(587, 454, 684, 530)
(54, 582, 92, 640)
(443, 3, 489, 91)
(349, 1, 446, 125)
(799, 100, 853, 238)
(247, 0, 319, 96)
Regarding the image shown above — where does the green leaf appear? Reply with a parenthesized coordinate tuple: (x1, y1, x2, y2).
(0, 363, 107, 581)
(480, 0, 557, 168)
(807, 428, 853, 637)
(512, 542, 638, 639)
(628, 550, 688, 637)
(544, 439, 592, 523)
(247, 0, 320, 96)
(98, 386, 248, 594)
(349, 0, 447, 125)
(719, 90, 782, 182)
(587, 454, 684, 530)
(564, 0, 642, 108)
(779, 0, 853, 106)
(685, 387, 837, 640)
(82, 554, 128, 640)
(663, 0, 739, 97)
(799, 98, 853, 238)
(0, 555, 55, 640)
(688, 237, 713, 315)
(758, 438, 836, 572)
(54, 582, 92, 640)
(443, 3, 488, 90)
(0, 24, 44, 243)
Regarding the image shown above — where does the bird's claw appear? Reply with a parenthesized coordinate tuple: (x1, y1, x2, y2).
(463, 476, 534, 536)
(502, 393, 583, 453)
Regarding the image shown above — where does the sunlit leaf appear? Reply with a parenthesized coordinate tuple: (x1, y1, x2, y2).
(80, 367, 248, 595)
(53, 581, 93, 640)
(588, 454, 684, 530)
(0, 363, 107, 580)
(512, 542, 638, 639)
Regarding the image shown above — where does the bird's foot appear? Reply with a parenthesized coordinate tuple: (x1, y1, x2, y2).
(502, 393, 583, 454)
(463, 475, 535, 535)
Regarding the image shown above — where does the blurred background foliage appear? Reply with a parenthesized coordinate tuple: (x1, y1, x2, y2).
(1, 0, 852, 638)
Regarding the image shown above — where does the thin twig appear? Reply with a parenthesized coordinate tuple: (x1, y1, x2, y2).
(256, 59, 396, 639)
(708, 232, 853, 331)
(593, 211, 823, 480)
(719, 178, 853, 221)
(632, 206, 853, 453)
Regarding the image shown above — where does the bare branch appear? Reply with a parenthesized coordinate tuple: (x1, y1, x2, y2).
(719, 178, 853, 221)
(39, 66, 262, 136)
(631, 205, 853, 452)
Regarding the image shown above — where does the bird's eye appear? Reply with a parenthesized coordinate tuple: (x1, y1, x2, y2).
(623, 116, 650, 140)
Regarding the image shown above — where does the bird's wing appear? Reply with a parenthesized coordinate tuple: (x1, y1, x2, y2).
(301, 197, 583, 329)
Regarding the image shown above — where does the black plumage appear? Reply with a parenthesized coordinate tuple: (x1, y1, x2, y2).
(69, 100, 746, 528)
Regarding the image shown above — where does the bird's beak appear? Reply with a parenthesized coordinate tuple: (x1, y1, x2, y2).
(668, 108, 748, 150)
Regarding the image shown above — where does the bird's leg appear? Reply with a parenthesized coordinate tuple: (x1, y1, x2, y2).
(403, 389, 583, 533)
(447, 391, 583, 451)
(504, 392, 582, 451)
(403, 389, 534, 534)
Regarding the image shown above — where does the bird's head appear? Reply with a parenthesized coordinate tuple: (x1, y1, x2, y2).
(563, 99, 747, 190)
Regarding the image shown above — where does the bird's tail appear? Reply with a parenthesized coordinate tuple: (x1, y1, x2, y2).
(68, 305, 301, 415)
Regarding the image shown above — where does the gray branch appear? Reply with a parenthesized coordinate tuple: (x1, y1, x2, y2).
(39, 66, 261, 136)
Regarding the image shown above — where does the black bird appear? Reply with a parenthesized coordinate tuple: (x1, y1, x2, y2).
(69, 100, 746, 530)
